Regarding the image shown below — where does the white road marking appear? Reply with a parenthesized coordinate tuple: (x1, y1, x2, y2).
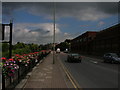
(90, 60, 98, 64)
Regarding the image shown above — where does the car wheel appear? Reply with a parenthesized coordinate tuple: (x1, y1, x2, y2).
(69, 59, 72, 63)
(111, 60, 114, 64)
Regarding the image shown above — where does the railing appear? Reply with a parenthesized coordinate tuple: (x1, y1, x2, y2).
(2, 51, 50, 89)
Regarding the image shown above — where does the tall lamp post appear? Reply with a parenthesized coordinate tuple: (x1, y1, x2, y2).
(53, 2, 56, 64)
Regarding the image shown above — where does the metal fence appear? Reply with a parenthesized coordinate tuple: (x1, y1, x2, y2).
(4, 51, 50, 89)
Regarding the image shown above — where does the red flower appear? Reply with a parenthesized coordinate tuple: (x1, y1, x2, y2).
(1, 57, 6, 60)
(41, 50, 46, 52)
(29, 53, 33, 55)
(34, 52, 39, 54)
(15, 54, 20, 56)
(9, 58, 14, 61)
(23, 54, 28, 56)
(18, 55, 22, 58)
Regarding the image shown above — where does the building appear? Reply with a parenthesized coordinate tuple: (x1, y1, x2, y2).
(92, 24, 120, 56)
(71, 24, 120, 56)
(71, 31, 97, 54)
(64, 39, 71, 44)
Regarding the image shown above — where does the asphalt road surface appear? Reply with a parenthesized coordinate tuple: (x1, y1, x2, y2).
(56, 52, 119, 89)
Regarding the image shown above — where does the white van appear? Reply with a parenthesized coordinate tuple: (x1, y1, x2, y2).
(56, 48, 60, 53)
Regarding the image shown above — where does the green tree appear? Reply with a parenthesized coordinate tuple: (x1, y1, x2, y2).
(2, 43, 9, 58)
(13, 42, 25, 50)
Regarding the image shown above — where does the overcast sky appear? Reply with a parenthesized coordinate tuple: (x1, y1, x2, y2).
(2, 2, 118, 44)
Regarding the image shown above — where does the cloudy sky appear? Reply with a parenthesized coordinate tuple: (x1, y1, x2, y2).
(2, 2, 118, 44)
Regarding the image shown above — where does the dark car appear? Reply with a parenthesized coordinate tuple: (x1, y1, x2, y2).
(64, 49, 69, 53)
(103, 53, 120, 63)
(64, 50, 69, 53)
(67, 53, 82, 63)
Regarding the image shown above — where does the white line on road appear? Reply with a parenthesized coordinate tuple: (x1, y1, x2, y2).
(90, 60, 98, 64)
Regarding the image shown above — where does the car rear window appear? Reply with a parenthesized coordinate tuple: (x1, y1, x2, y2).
(71, 54, 79, 56)
(110, 53, 118, 57)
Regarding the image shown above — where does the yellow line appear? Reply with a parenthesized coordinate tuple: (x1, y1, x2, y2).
(61, 61, 77, 88)
(65, 66, 81, 88)
(57, 56, 82, 90)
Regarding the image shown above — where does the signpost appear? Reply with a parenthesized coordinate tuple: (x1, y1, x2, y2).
(2, 20, 13, 90)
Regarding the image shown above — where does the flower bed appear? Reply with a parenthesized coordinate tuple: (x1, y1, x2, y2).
(1, 50, 51, 88)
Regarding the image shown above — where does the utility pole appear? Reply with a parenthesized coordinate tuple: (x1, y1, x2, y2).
(53, 2, 56, 64)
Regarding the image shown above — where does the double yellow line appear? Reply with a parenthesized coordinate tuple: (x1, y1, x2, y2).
(58, 56, 82, 90)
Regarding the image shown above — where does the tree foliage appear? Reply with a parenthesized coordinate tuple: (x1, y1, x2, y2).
(55, 42, 70, 51)
(2, 42, 40, 58)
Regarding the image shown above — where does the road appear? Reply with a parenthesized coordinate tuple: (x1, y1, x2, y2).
(56, 52, 119, 89)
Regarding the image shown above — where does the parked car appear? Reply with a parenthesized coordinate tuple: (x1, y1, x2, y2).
(117, 53, 120, 57)
(67, 53, 82, 63)
(103, 53, 120, 63)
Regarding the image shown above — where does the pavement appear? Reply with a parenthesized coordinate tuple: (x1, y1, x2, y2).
(15, 52, 74, 89)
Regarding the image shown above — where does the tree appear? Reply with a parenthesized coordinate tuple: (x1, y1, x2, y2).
(55, 42, 70, 51)
(13, 42, 25, 50)
(2, 43, 9, 52)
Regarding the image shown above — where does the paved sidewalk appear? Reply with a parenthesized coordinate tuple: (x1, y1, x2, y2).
(17, 52, 73, 89)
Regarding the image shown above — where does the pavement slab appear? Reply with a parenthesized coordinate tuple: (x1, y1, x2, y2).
(20, 52, 72, 89)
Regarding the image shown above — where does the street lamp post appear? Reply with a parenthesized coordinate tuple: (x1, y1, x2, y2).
(53, 2, 56, 64)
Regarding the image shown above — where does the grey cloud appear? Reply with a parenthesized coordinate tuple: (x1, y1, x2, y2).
(2, 2, 118, 21)
(55, 2, 118, 20)
(2, 2, 53, 16)
(56, 2, 118, 14)
(30, 28, 50, 34)
(3, 22, 79, 44)
(3, 23, 61, 44)
(29, 28, 52, 37)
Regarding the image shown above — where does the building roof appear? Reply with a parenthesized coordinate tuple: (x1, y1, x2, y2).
(72, 31, 98, 41)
